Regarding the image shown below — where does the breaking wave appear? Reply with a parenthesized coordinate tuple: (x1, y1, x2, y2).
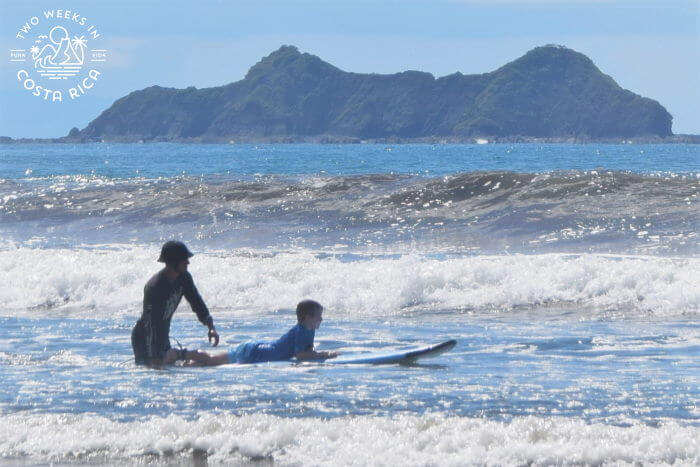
(0, 246, 696, 317)
(1, 413, 697, 465)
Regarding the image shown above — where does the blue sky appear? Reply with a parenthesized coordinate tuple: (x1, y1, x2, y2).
(1, 0, 698, 137)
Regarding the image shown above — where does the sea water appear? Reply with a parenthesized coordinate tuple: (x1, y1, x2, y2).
(0, 143, 698, 465)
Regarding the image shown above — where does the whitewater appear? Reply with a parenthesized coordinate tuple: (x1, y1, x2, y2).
(0, 143, 698, 466)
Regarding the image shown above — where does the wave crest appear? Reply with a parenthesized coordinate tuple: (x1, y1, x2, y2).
(0, 247, 696, 317)
(1, 171, 697, 254)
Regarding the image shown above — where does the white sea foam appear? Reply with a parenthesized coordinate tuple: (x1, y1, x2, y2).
(0, 245, 697, 317)
(0, 413, 697, 465)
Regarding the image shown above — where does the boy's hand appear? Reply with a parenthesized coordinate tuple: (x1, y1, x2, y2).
(324, 351, 340, 359)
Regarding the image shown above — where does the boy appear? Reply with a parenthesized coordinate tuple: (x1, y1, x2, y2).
(184, 299, 338, 366)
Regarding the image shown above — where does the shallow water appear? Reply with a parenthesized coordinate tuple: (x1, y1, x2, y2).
(1, 306, 698, 464)
(2, 310, 698, 424)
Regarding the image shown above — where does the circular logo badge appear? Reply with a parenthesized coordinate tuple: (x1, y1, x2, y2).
(9, 9, 107, 103)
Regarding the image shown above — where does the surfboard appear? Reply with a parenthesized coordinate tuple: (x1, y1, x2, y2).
(323, 339, 456, 364)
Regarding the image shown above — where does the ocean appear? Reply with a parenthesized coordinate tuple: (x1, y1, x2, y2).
(0, 143, 698, 465)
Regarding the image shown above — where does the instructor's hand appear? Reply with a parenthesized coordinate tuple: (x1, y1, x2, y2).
(208, 326, 220, 347)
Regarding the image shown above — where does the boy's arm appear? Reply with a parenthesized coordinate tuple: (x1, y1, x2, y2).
(295, 350, 339, 361)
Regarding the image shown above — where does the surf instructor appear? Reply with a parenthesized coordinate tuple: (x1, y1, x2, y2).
(131, 241, 219, 368)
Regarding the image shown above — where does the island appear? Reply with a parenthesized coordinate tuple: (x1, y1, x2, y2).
(6, 44, 698, 144)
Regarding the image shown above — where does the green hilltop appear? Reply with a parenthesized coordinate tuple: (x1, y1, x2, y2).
(74, 45, 673, 142)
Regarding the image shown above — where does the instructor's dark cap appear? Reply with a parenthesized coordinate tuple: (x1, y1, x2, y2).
(157, 240, 194, 263)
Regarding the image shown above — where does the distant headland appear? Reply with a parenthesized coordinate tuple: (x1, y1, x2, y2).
(3, 45, 699, 144)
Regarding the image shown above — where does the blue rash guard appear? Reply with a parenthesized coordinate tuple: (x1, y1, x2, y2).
(228, 324, 315, 364)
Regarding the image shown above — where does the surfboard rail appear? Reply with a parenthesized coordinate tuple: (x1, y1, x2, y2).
(324, 339, 457, 365)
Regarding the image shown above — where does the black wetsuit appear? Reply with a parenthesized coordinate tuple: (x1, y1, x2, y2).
(131, 269, 213, 365)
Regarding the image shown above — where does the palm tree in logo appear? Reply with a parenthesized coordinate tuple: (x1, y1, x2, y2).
(70, 35, 88, 64)
(29, 45, 41, 64)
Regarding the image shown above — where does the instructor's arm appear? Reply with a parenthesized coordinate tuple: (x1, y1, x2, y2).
(183, 272, 219, 346)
